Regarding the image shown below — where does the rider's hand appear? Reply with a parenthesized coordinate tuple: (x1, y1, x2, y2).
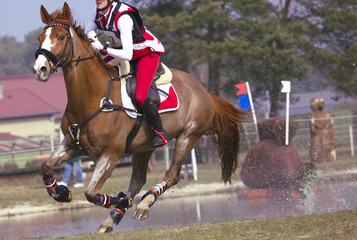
(91, 40, 104, 53)
(87, 31, 103, 53)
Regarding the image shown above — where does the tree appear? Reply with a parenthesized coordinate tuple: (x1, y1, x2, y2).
(225, 0, 311, 116)
(298, 0, 357, 96)
(0, 36, 27, 76)
(143, 0, 312, 116)
(145, 0, 255, 96)
(0, 28, 42, 76)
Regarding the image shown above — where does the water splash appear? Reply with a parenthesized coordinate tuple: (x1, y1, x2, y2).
(298, 185, 318, 214)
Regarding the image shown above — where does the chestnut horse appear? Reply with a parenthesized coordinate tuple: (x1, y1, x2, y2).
(33, 3, 244, 233)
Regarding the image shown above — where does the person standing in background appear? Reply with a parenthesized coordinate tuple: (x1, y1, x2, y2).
(58, 155, 85, 188)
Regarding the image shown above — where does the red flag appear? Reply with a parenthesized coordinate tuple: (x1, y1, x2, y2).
(235, 83, 248, 96)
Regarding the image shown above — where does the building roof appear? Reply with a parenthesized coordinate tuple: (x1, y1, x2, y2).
(0, 133, 26, 141)
(0, 89, 60, 119)
(0, 73, 67, 120)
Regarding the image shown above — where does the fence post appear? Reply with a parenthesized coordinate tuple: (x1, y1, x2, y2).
(11, 143, 16, 163)
(349, 125, 355, 157)
(191, 148, 198, 181)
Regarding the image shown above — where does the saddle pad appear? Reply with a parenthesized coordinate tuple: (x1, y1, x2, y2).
(109, 60, 173, 85)
(155, 64, 173, 85)
(121, 81, 179, 118)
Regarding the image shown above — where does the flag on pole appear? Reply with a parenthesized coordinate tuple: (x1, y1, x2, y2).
(281, 81, 291, 93)
(235, 82, 259, 141)
(281, 81, 291, 145)
(235, 83, 248, 95)
(235, 83, 251, 110)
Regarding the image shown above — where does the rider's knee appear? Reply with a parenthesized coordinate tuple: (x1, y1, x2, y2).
(135, 94, 146, 106)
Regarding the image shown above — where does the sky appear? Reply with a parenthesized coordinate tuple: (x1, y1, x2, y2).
(1, 1, 95, 41)
(2, 0, 282, 42)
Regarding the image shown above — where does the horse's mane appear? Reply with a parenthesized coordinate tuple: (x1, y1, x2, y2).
(50, 9, 118, 73)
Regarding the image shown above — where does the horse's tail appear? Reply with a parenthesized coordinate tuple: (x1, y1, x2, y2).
(208, 93, 245, 184)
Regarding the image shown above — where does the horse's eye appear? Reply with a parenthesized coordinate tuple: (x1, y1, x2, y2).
(58, 35, 65, 41)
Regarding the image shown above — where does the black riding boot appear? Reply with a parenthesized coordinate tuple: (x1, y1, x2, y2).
(140, 98, 168, 148)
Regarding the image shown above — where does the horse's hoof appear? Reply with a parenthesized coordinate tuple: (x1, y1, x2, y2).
(133, 208, 149, 220)
(97, 225, 113, 234)
(66, 191, 72, 202)
(52, 185, 72, 202)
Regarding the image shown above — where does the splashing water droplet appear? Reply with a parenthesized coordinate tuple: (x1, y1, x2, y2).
(298, 185, 318, 214)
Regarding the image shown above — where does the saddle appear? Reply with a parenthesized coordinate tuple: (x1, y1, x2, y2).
(110, 60, 173, 111)
(107, 60, 174, 154)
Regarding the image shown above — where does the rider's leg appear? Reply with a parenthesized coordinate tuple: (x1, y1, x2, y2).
(135, 52, 168, 147)
(140, 98, 168, 147)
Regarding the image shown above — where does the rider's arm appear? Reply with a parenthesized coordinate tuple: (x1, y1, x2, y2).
(106, 14, 134, 61)
(86, 9, 98, 37)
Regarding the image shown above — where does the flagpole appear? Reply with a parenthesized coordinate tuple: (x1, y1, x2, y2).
(246, 82, 259, 142)
(281, 81, 291, 146)
(285, 91, 290, 145)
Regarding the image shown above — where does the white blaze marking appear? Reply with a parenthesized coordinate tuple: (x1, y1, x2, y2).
(34, 28, 53, 69)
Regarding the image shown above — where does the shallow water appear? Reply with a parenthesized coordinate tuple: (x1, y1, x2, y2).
(1, 181, 357, 239)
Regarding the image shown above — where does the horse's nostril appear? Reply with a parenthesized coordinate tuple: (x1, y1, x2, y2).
(41, 66, 48, 73)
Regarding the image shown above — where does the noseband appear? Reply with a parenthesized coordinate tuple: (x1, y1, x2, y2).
(35, 23, 74, 70)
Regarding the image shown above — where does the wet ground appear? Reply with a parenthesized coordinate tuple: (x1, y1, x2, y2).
(1, 181, 357, 239)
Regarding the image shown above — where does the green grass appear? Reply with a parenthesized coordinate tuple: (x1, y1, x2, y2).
(0, 149, 52, 168)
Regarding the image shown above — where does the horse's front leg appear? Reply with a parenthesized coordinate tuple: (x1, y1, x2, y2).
(84, 153, 132, 233)
(42, 138, 81, 202)
(96, 151, 153, 233)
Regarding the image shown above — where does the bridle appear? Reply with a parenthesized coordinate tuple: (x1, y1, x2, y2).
(35, 23, 95, 71)
(35, 22, 141, 154)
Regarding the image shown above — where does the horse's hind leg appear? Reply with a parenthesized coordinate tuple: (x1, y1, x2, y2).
(127, 150, 154, 195)
(133, 134, 201, 220)
(96, 151, 153, 233)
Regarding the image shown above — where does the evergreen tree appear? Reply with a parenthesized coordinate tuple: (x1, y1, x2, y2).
(145, 0, 310, 115)
(300, 0, 357, 95)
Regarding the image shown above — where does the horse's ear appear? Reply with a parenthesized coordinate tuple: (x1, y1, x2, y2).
(40, 5, 52, 24)
(62, 2, 73, 22)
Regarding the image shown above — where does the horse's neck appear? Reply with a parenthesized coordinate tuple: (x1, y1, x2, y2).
(62, 40, 111, 115)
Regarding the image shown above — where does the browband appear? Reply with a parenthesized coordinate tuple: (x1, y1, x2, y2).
(45, 23, 70, 31)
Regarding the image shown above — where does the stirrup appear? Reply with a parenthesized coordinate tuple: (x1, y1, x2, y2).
(151, 129, 168, 148)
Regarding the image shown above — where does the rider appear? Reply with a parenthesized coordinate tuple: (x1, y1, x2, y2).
(86, 0, 168, 148)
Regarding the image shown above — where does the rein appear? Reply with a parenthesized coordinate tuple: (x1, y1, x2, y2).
(35, 23, 141, 153)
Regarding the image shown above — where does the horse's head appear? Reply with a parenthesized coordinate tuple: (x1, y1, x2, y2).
(33, 2, 74, 82)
